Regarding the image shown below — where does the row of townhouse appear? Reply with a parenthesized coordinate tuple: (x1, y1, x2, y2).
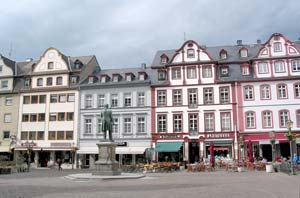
(0, 33, 300, 168)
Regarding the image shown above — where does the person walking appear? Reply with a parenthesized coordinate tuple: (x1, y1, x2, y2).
(57, 158, 62, 171)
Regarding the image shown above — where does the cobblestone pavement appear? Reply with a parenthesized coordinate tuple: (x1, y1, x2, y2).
(0, 169, 299, 198)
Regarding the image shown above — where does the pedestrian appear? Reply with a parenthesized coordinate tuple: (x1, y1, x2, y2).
(57, 158, 62, 171)
(293, 153, 299, 164)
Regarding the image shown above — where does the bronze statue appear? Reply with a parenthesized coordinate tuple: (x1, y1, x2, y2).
(101, 104, 113, 141)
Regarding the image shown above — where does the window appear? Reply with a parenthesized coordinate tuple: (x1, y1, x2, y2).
(1, 80, 8, 88)
(21, 132, 27, 140)
(5, 96, 12, 105)
(240, 49, 248, 57)
(291, 60, 300, 72)
(279, 110, 289, 127)
(57, 131, 64, 140)
(172, 68, 181, 80)
(23, 96, 30, 104)
(124, 117, 132, 134)
(220, 87, 229, 104)
(137, 117, 146, 133)
(187, 49, 195, 58)
(158, 115, 167, 133)
(37, 78, 43, 86)
(297, 110, 300, 127)
(244, 86, 254, 100)
(48, 131, 56, 140)
(58, 112, 65, 121)
(74, 60, 82, 69)
(203, 66, 212, 78)
(46, 77, 53, 86)
(274, 61, 285, 73)
(173, 114, 182, 132)
(22, 114, 29, 122)
(137, 92, 145, 107)
(49, 113, 57, 121)
(113, 75, 119, 82)
(88, 76, 94, 84)
(48, 62, 54, 69)
(295, 83, 300, 98)
(98, 94, 105, 107)
(66, 131, 73, 140)
(220, 67, 229, 77)
(161, 57, 167, 64)
(67, 94, 75, 102)
(277, 84, 287, 99)
(111, 94, 118, 107)
(24, 79, 30, 88)
(4, 113, 12, 123)
(85, 95, 93, 108)
(189, 114, 198, 133)
(31, 95, 38, 104)
(38, 113, 45, 122)
(221, 112, 231, 131)
(0, 65, 2, 73)
(245, 112, 255, 128)
(97, 116, 102, 134)
(30, 114, 37, 122)
(138, 73, 145, 81)
(56, 77, 63, 85)
(203, 88, 213, 104)
(258, 63, 268, 74)
(71, 76, 78, 84)
(204, 113, 214, 132)
(157, 90, 166, 106)
(274, 42, 282, 52)
(158, 71, 166, 81)
(188, 89, 197, 106)
(220, 52, 227, 60)
(67, 112, 74, 121)
(187, 67, 196, 79)
(124, 93, 132, 107)
(84, 118, 92, 134)
(39, 95, 46, 103)
(261, 85, 271, 100)
(262, 111, 272, 128)
(125, 74, 132, 82)
(29, 131, 36, 140)
(37, 131, 44, 140)
(242, 66, 250, 75)
(3, 131, 10, 140)
(59, 94, 66, 103)
(113, 118, 119, 133)
(101, 76, 107, 83)
(50, 94, 57, 103)
(173, 90, 182, 105)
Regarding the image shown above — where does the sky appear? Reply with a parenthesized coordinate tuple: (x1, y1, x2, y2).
(0, 0, 300, 69)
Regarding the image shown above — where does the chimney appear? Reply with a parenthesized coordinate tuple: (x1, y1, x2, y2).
(237, 40, 242, 45)
(26, 58, 33, 62)
(257, 39, 261, 44)
(141, 63, 146, 69)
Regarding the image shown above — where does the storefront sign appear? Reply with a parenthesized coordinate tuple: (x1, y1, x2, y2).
(50, 143, 71, 147)
(21, 142, 37, 147)
(206, 133, 230, 139)
(116, 142, 127, 147)
(159, 134, 181, 139)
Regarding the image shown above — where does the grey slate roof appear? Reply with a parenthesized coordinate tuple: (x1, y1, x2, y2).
(0, 55, 16, 74)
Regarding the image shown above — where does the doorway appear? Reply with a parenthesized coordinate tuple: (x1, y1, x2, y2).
(189, 142, 199, 163)
(39, 151, 50, 167)
(261, 145, 272, 161)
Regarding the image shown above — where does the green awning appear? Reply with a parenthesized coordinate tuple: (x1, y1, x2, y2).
(205, 140, 232, 146)
(155, 142, 183, 152)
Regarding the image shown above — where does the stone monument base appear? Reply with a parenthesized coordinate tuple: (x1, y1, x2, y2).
(93, 141, 121, 176)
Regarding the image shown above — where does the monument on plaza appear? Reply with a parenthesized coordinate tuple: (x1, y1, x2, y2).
(93, 104, 120, 175)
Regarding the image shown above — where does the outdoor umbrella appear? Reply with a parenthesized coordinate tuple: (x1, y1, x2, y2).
(209, 142, 215, 167)
(248, 140, 254, 163)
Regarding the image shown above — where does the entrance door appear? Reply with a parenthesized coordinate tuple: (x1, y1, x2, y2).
(261, 145, 272, 161)
(189, 142, 199, 163)
(39, 152, 50, 167)
(279, 143, 290, 158)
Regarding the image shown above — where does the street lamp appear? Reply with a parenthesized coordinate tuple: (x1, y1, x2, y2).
(25, 140, 34, 172)
(240, 135, 245, 161)
(269, 131, 276, 162)
(71, 142, 77, 170)
(286, 120, 294, 175)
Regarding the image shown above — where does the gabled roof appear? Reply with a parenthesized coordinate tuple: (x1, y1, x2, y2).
(0, 54, 16, 74)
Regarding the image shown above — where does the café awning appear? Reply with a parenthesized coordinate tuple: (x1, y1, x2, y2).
(116, 147, 148, 155)
(155, 142, 183, 152)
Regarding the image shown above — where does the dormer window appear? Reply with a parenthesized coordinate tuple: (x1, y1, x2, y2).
(37, 78, 43, 86)
(274, 42, 282, 52)
(242, 64, 250, 76)
(158, 70, 166, 81)
(101, 76, 107, 83)
(48, 62, 54, 69)
(220, 50, 227, 60)
(160, 55, 168, 64)
(187, 49, 195, 58)
(74, 60, 83, 70)
(88, 76, 94, 84)
(24, 79, 31, 88)
(71, 76, 78, 84)
(113, 74, 120, 82)
(240, 49, 248, 57)
(126, 74, 132, 82)
(220, 66, 229, 77)
(138, 72, 147, 81)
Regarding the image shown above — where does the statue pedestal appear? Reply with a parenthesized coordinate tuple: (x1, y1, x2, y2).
(93, 141, 121, 176)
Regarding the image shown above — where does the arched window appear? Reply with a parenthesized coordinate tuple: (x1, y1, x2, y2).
(260, 85, 271, 100)
(220, 49, 227, 60)
(294, 82, 300, 98)
(37, 78, 43, 86)
(56, 76, 63, 85)
(46, 77, 53, 86)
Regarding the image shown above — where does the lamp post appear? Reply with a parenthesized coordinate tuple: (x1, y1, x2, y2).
(240, 135, 245, 161)
(269, 131, 276, 162)
(71, 142, 77, 170)
(286, 120, 294, 175)
(26, 140, 34, 172)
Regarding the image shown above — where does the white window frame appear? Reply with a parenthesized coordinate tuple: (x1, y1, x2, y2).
(203, 66, 212, 78)
(111, 94, 118, 108)
(98, 94, 105, 108)
(221, 112, 231, 131)
(5, 96, 12, 106)
(172, 68, 181, 80)
(173, 114, 182, 132)
(220, 87, 229, 104)
(123, 117, 132, 134)
(189, 114, 198, 133)
(137, 117, 146, 134)
(277, 84, 287, 99)
(157, 90, 166, 106)
(85, 95, 93, 108)
(258, 63, 268, 74)
(204, 113, 214, 132)
(295, 83, 300, 98)
(84, 118, 92, 134)
(261, 85, 271, 100)
(1, 80, 8, 88)
(137, 92, 145, 107)
(158, 115, 167, 133)
(244, 86, 254, 100)
(263, 111, 272, 128)
(245, 112, 255, 128)
(292, 60, 300, 72)
(187, 67, 196, 79)
(187, 49, 195, 58)
(274, 61, 285, 73)
(124, 93, 132, 107)
(4, 113, 12, 123)
(173, 90, 182, 105)
(279, 111, 289, 127)
(113, 118, 119, 134)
